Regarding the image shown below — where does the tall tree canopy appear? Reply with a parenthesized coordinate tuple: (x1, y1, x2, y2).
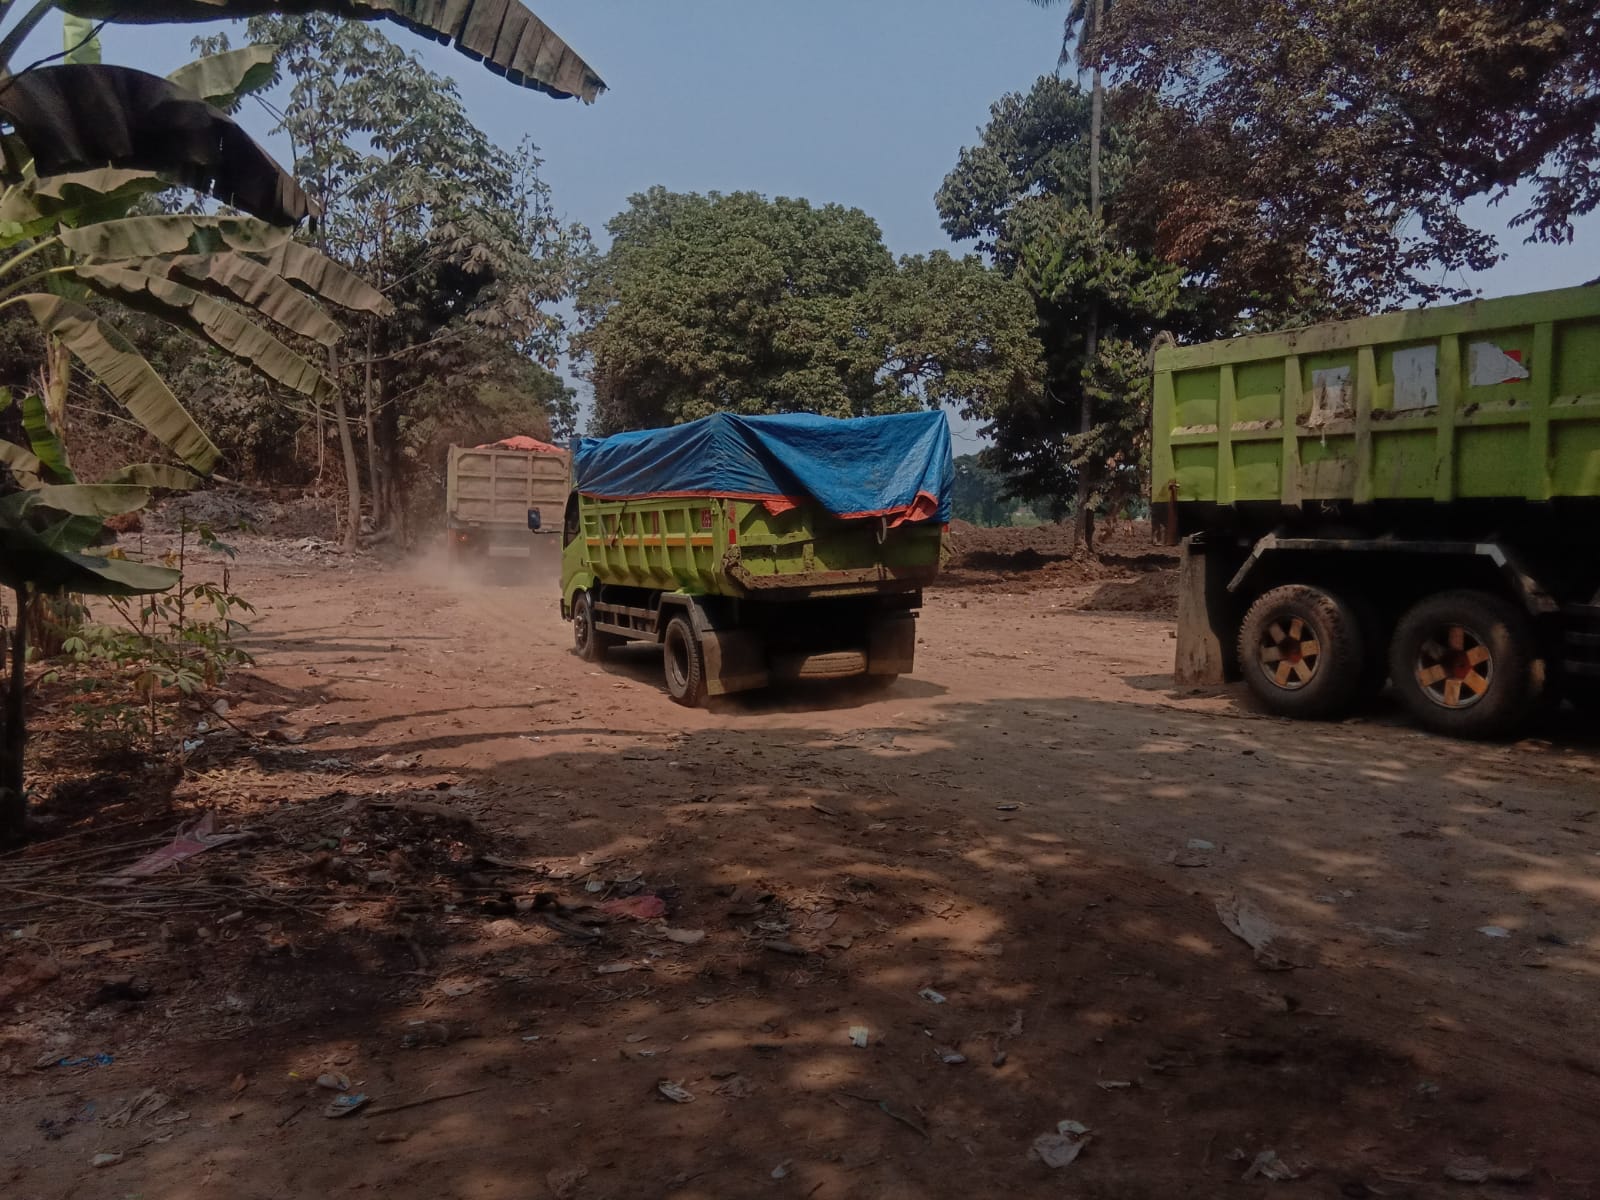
(1080, 0, 1600, 309)
(937, 76, 1179, 523)
(575, 188, 1040, 436)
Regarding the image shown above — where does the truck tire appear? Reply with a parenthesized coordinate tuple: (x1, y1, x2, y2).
(1388, 590, 1543, 739)
(572, 591, 617, 663)
(662, 614, 707, 706)
(771, 649, 869, 681)
(1237, 584, 1366, 719)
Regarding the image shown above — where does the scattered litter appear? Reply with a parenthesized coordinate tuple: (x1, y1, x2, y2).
(838, 1090, 928, 1138)
(662, 927, 706, 945)
(625, 1032, 649, 1043)
(656, 1080, 694, 1104)
(323, 1093, 369, 1118)
(1477, 926, 1512, 939)
(104, 812, 248, 882)
(367, 752, 420, 771)
(992, 1049, 1008, 1068)
(1096, 1080, 1133, 1090)
(439, 980, 479, 997)
(771, 1162, 791, 1180)
(316, 1073, 351, 1092)
(90, 1152, 123, 1169)
(103, 1088, 187, 1128)
(918, 988, 946, 1005)
(811, 803, 838, 816)
(584, 880, 606, 894)
(1006, 1010, 1024, 1037)
(938, 1048, 966, 1065)
(1443, 1158, 1532, 1185)
(375, 1131, 409, 1144)
(1032, 1120, 1091, 1169)
(182, 737, 205, 754)
(1244, 1149, 1299, 1181)
(42, 1052, 114, 1070)
(1187, 838, 1216, 851)
(762, 940, 807, 956)
(595, 963, 636, 976)
(995, 803, 1020, 811)
(1216, 894, 1308, 970)
(598, 895, 667, 921)
(849, 1026, 870, 1048)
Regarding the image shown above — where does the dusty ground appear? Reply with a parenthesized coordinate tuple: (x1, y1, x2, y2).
(4, 527, 1599, 1200)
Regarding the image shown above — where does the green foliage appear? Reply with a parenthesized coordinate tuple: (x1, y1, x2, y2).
(1078, 0, 1599, 306)
(577, 189, 1041, 434)
(938, 77, 1180, 517)
(953, 454, 1032, 527)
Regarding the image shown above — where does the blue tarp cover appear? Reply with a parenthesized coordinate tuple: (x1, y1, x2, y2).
(573, 411, 954, 524)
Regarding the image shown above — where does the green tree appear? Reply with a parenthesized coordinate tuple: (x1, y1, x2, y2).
(951, 453, 1017, 527)
(576, 189, 1041, 435)
(236, 14, 590, 542)
(1072, 0, 1599, 308)
(938, 76, 1179, 542)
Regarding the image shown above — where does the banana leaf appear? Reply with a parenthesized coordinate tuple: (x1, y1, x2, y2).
(167, 43, 279, 107)
(19, 393, 74, 482)
(73, 265, 327, 397)
(246, 241, 391, 314)
(100, 463, 203, 491)
(61, 213, 290, 260)
(0, 65, 316, 226)
(58, 0, 606, 102)
(134, 252, 343, 346)
(19, 294, 221, 475)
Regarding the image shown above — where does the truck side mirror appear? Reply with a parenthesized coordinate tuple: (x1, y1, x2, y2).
(527, 508, 542, 531)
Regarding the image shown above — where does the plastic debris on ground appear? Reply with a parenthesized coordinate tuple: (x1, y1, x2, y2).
(598, 895, 667, 921)
(661, 927, 706, 945)
(90, 1152, 123, 1169)
(1477, 925, 1512, 938)
(1443, 1158, 1532, 1184)
(324, 1093, 369, 1118)
(848, 1026, 870, 1048)
(656, 1080, 694, 1104)
(1216, 894, 1309, 970)
(1243, 1149, 1299, 1181)
(1032, 1120, 1091, 1169)
(103, 812, 248, 883)
(918, 987, 946, 1004)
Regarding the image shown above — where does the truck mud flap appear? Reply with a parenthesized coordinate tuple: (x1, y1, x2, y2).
(868, 613, 916, 675)
(700, 629, 769, 696)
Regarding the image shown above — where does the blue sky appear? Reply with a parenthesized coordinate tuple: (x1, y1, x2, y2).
(40, 3, 1600, 443)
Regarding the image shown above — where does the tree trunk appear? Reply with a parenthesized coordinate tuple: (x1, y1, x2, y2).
(1076, 3, 1105, 557)
(362, 320, 385, 528)
(327, 345, 363, 553)
(1, 586, 30, 848)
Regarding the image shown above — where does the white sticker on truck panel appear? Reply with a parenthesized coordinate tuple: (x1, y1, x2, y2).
(1392, 346, 1439, 410)
(1309, 366, 1353, 427)
(1468, 342, 1530, 387)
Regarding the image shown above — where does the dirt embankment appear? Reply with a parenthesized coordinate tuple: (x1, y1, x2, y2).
(939, 519, 1178, 615)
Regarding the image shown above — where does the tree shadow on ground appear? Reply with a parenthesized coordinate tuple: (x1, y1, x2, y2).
(9, 688, 1599, 1200)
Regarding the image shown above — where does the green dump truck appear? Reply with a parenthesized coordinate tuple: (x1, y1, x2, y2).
(1154, 284, 1600, 738)
(445, 437, 568, 562)
(559, 411, 952, 705)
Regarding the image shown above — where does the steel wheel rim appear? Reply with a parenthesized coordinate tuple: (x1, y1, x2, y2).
(1257, 614, 1322, 691)
(1414, 623, 1492, 710)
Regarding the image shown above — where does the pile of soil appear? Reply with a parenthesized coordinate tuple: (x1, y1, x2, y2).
(940, 519, 1179, 613)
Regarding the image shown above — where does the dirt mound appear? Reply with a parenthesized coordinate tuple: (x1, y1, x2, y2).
(940, 520, 1178, 613)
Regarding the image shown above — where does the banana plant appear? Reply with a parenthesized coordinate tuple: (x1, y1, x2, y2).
(0, 389, 184, 844)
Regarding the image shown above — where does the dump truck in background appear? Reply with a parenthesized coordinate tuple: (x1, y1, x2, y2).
(1155, 284, 1600, 739)
(559, 411, 952, 705)
(446, 436, 569, 562)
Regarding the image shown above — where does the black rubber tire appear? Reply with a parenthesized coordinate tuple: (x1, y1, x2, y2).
(572, 591, 616, 663)
(662, 614, 707, 707)
(1388, 590, 1543, 740)
(1237, 584, 1366, 720)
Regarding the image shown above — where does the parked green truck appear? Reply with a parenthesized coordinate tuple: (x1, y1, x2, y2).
(1154, 284, 1600, 738)
(559, 411, 952, 705)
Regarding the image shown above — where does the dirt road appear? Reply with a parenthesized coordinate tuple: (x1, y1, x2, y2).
(6, 541, 1599, 1199)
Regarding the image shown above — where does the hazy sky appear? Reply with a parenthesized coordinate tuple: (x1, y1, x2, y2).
(42, 3, 1600, 444)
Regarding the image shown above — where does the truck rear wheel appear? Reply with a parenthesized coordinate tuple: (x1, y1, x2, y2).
(573, 591, 617, 663)
(1238, 584, 1366, 719)
(662, 614, 707, 707)
(1388, 590, 1543, 739)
